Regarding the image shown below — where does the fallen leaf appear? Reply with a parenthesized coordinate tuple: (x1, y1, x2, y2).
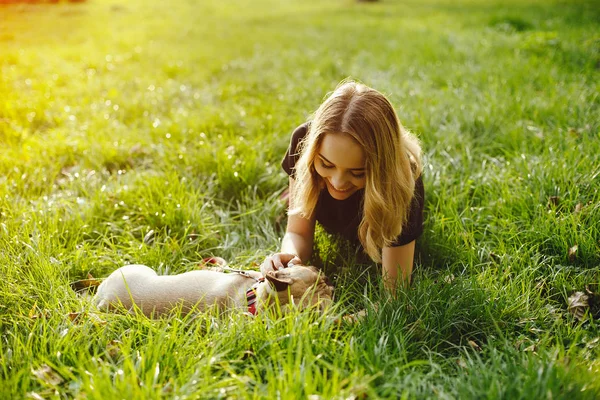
(574, 203, 583, 214)
(567, 291, 589, 321)
(67, 312, 83, 323)
(32, 364, 64, 386)
(568, 244, 578, 262)
(70, 278, 103, 294)
(468, 340, 482, 352)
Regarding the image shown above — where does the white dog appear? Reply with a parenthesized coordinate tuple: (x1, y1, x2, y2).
(94, 264, 333, 317)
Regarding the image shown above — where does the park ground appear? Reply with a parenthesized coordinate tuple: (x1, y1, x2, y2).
(1, 0, 599, 398)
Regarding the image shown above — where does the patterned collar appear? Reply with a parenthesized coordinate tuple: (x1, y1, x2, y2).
(203, 267, 265, 315)
(246, 278, 265, 315)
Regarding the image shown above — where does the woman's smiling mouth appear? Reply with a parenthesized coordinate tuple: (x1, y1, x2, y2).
(326, 180, 353, 193)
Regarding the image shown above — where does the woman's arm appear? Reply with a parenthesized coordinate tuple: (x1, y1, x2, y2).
(261, 177, 316, 273)
(381, 240, 416, 295)
(281, 177, 316, 261)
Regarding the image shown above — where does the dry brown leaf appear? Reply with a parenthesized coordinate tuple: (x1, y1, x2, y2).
(568, 244, 578, 262)
(567, 291, 589, 321)
(67, 312, 83, 323)
(32, 364, 64, 386)
(70, 278, 103, 294)
(468, 340, 482, 352)
(574, 203, 583, 214)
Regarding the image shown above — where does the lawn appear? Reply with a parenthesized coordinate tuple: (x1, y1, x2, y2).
(1, 0, 599, 398)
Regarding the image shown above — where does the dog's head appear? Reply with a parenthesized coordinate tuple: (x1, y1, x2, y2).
(263, 265, 334, 312)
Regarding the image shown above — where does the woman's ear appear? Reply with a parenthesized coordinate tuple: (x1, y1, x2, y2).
(266, 271, 293, 291)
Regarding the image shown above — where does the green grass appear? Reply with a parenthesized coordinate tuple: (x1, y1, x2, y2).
(1, 0, 599, 398)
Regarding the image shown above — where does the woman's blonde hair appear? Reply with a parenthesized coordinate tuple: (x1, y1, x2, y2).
(290, 80, 422, 262)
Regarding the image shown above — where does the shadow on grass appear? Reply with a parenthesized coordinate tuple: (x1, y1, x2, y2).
(308, 223, 515, 359)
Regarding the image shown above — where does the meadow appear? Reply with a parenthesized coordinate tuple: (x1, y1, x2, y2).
(1, 0, 599, 398)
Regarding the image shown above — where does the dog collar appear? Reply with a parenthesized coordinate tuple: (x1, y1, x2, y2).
(246, 278, 265, 315)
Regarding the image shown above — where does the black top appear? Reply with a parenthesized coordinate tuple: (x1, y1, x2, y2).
(281, 122, 425, 247)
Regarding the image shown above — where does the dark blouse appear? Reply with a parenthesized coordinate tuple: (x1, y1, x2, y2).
(281, 122, 425, 247)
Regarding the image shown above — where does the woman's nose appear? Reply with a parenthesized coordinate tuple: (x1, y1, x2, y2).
(330, 173, 347, 188)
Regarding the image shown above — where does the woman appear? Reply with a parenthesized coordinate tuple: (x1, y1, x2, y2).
(262, 80, 424, 293)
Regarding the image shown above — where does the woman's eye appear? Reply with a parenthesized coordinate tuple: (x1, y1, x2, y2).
(351, 172, 365, 178)
(320, 161, 334, 169)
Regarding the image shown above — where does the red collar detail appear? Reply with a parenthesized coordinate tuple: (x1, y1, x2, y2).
(246, 278, 264, 316)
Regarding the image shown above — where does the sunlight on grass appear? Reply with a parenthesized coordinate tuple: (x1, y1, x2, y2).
(1, 0, 599, 398)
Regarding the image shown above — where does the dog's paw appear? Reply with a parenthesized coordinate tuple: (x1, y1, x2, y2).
(198, 257, 228, 270)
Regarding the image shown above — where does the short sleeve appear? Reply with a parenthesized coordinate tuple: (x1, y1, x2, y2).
(390, 175, 425, 246)
(281, 122, 310, 177)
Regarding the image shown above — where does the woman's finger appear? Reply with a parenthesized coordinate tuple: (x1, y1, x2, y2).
(287, 256, 302, 267)
(272, 254, 285, 270)
(260, 256, 275, 275)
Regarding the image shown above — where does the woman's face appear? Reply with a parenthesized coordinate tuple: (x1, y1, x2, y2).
(314, 133, 366, 200)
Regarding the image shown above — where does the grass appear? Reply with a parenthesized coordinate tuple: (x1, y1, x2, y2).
(1, 0, 599, 398)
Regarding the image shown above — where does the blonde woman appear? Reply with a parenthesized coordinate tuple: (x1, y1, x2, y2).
(261, 80, 424, 293)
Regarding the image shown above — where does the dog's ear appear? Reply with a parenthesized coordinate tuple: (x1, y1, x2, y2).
(266, 271, 293, 291)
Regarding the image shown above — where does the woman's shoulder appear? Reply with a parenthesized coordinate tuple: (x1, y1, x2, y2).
(282, 121, 311, 177)
(290, 121, 311, 143)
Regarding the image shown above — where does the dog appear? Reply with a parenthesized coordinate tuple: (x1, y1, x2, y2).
(94, 264, 334, 317)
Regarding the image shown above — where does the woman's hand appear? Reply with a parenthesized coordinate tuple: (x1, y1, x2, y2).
(260, 253, 302, 275)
